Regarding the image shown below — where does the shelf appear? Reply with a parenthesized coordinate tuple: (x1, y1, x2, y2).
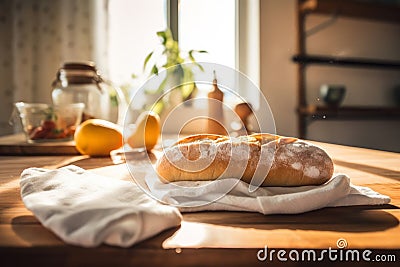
(292, 54, 400, 69)
(298, 105, 400, 120)
(295, 0, 400, 138)
(300, 0, 400, 24)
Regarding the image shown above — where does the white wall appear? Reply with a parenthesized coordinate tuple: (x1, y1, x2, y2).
(260, 0, 400, 152)
(260, 0, 298, 137)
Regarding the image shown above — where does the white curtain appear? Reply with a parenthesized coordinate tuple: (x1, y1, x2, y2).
(0, 0, 109, 135)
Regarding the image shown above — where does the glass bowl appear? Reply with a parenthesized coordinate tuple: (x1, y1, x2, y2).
(15, 102, 85, 143)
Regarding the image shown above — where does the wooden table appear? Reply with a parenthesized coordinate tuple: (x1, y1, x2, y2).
(0, 139, 399, 266)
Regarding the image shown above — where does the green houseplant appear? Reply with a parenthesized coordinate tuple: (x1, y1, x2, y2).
(138, 29, 207, 114)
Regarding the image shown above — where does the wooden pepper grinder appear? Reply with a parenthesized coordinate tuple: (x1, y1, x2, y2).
(207, 71, 227, 135)
(234, 102, 253, 134)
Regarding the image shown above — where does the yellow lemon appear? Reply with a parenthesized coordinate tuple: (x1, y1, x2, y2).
(127, 111, 160, 151)
(74, 119, 123, 156)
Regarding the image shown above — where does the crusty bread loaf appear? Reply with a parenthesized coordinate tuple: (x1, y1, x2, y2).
(155, 133, 334, 186)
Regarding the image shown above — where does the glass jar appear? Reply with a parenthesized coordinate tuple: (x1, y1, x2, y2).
(51, 62, 126, 124)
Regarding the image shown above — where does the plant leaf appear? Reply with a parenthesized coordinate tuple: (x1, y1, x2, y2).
(156, 31, 167, 45)
(181, 82, 195, 100)
(151, 64, 158, 75)
(187, 50, 206, 71)
(143, 51, 154, 70)
(150, 100, 164, 115)
(157, 76, 169, 93)
(164, 28, 174, 41)
(194, 62, 204, 72)
(188, 50, 195, 62)
(174, 64, 184, 79)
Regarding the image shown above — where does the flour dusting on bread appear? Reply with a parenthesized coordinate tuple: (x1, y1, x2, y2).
(156, 134, 334, 186)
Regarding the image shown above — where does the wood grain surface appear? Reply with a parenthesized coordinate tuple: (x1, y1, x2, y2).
(0, 134, 79, 155)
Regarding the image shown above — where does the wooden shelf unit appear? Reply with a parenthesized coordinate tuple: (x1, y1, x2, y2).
(300, 0, 400, 24)
(292, 54, 400, 69)
(298, 105, 400, 120)
(295, 0, 400, 138)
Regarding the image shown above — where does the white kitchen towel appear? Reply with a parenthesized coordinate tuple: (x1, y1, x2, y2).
(20, 165, 182, 248)
(145, 173, 391, 214)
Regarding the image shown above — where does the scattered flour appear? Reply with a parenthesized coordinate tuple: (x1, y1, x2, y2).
(165, 147, 183, 162)
(304, 166, 320, 178)
(291, 162, 303, 170)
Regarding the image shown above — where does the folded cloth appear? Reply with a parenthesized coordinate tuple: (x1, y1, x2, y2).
(20, 165, 182, 248)
(145, 174, 391, 214)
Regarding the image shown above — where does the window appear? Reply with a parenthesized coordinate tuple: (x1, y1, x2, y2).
(108, 0, 166, 84)
(108, 0, 237, 84)
(179, 0, 236, 69)
(108, 0, 261, 133)
(108, 0, 259, 107)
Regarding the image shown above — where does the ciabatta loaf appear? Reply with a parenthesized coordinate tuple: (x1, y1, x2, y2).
(155, 134, 334, 186)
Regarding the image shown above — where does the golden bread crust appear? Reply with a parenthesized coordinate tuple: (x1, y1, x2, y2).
(156, 134, 334, 187)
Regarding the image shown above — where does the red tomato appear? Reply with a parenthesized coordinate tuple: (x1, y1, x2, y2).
(29, 127, 49, 140)
(41, 120, 56, 130)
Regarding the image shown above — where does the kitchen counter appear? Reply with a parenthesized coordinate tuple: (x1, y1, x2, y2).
(0, 138, 399, 266)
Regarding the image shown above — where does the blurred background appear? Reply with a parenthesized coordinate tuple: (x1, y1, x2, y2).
(0, 0, 399, 151)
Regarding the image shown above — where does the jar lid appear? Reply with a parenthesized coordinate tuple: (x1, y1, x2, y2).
(54, 61, 103, 85)
(62, 61, 97, 72)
